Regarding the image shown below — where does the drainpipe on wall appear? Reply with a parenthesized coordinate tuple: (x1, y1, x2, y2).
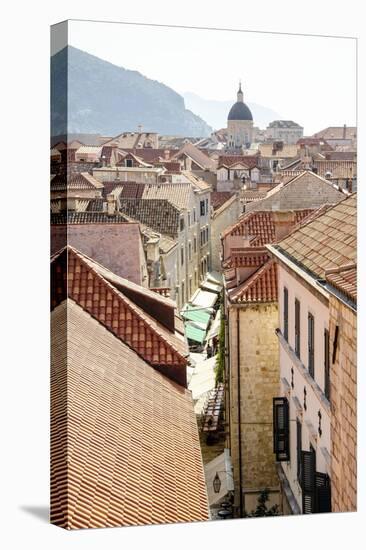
(237, 308, 244, 517)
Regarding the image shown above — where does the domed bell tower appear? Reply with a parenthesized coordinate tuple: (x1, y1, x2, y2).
(227, 81, 254, 149)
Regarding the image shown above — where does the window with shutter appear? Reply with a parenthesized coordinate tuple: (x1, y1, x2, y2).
(273, 397, 290, 461)
(301, 447, 331, 513)
(308, 313, 315, 378)
(296, 419, 302, 482)
(315, 472, 332, 513)
(283, 287, 288, 341)
(200, 200, 205, 216)
(324, 328, 330, 400)
(301, 448, 316, 514)
(295, 298, 301, 359)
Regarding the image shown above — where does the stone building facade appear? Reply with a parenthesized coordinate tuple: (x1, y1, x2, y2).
(327, 268, 357, 512)
(227, 84, 254, 149)
(226, 301, 280, 514)
(266, 120, 303, 144)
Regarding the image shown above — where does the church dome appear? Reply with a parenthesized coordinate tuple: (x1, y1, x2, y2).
(228, 101, 253, 121)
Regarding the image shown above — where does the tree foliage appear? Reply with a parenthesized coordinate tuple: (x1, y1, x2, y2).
(243, 489, 280, 517)
(215, 307, 225, 386)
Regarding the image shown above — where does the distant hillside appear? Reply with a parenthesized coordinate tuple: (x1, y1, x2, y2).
(183, 92, 282, 131)
(51, 46, 213, 138)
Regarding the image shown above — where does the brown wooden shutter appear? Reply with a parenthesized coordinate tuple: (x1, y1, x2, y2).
(308, 313, 314, 378)
(283, 287, 288, 341)
(324, 329, 330, 400)
(273, 397, 290, 461)
(301, 450, 315, 514)
(295, 299, 301, 358)
(315, 472, 332, 513)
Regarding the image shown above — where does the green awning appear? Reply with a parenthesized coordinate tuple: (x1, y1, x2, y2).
(185, 323, 206, 344)
(181, 305, 212, 329)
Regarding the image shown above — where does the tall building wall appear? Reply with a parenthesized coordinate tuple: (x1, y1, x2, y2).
(227, 303, 280, 515)
(329, 297, 357, 512)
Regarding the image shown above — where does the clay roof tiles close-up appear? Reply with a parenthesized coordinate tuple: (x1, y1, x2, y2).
(51, 299, 209, 529)
(51, 172, 104, 191)
(228, 260, 278, 304)
(217, 155, 258, 170)
(276, 194, 357, 279)
(223, 209, 313, 245)
(51, 246, 188, 386)
(325, 263, 357, 304)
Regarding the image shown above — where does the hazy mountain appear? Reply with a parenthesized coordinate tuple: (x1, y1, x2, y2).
(51, 46, 213, 138)
(183, 91, 282, 131)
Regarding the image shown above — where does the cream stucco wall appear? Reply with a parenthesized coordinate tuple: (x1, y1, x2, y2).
(277, 264, 331, 513)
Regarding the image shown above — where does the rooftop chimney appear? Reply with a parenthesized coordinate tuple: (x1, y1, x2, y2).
(106, 193, 117, 216)
(272, 210, 296, 242)
(343, 124, 347, 139)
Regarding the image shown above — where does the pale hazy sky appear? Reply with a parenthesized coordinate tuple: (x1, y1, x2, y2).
(65, 20, 356, 135)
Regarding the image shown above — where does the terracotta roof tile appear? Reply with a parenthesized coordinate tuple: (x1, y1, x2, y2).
(217, 155, 258, 169)
(223, 209, 313, 245)
(120, 198, 180, 238)
(313, 127, 357, 140)
(211, 192, 235, 211)
(51, 247, 188, 385)
(51, 172, 104, 191)
(313, 159, 357, 179)
(223, 249, 269, 269)
(276, 194, 357, 278)
(141, 182, 191, 209)
(325, 263, 357, 303)
(172, 143, 217, 170)
(51, 211, 129, 224)
(51, 299, 209, 529)
(228, 260, 277, 303)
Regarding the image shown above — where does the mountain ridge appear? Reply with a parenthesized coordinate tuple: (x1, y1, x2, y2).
(51, 46, 213, 138)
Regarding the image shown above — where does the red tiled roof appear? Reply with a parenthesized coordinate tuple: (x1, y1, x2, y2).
(228, 260, 278, 303)
(276, 194, 356, 279)
(326, 264, 357, 303)
(211, 191, 235, 211)
(159, 161, 181, 173)
(119, 181, 144, 199)
(51, 172, 104, 191)
(51, 246, 188, 385)
(51, 299, 209, 529)
(223, 249, 269, 269)
(122, 148, 174, 163)
(223, 210, 313, 245)
(101, 145, 113, 161)
(217, 155, 258, 169)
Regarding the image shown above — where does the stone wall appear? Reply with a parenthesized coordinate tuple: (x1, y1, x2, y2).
(227, 302, 280, 515)
(329, 297, 357, 512)
(245, 171, 344, 212)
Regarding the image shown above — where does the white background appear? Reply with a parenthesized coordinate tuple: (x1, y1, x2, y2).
(1, 1, 365, 549)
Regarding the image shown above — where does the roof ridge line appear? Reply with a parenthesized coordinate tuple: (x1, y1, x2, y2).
(68, 248, 188, 366)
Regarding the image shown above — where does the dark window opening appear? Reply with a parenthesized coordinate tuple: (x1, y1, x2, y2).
(297, 419, 302, 483)
(308, 313, 315, 378)
(283, 287, 289, 341)
(273, 397, 290, 461)
(295, 298, 301, 359)
(324, 328, 330, 400)
(200, 200, 205, 216)
(332, 325, 339, 364)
